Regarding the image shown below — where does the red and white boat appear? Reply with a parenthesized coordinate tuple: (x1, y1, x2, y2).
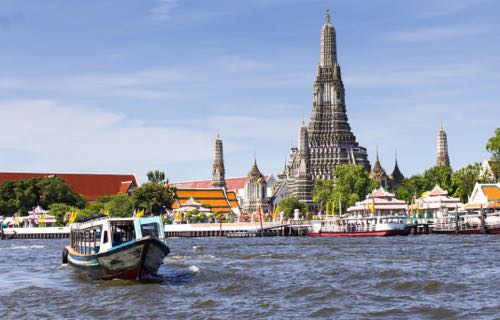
(309, 216, 409, 237)
(309, 187, 409, 237)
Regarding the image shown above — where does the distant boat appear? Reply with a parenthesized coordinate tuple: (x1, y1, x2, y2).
(432, 212, 500, 234)
(62, 217, 170, 280)
(308, 216, 409, 237)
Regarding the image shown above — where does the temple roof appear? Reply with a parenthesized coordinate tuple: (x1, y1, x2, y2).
(0, 172, 137, 201)
(391, 153, 404, 182)
(369, 152, 388, 180)
(172, 188, 234, 214)
(247, 159, 265, 183)
(429, 185, 449, 197)
(172, 175, 271, 191)
(367, 187, 396, 199)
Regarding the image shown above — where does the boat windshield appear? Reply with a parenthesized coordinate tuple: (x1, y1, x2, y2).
(110, 221, 136, 246)
(140, 223, 160, 238)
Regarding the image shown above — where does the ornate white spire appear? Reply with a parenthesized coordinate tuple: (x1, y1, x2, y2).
(211, 133, 226, 188)
(320, 8, 337, 67)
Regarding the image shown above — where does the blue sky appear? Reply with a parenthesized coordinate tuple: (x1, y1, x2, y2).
(0, 0, 499, 183)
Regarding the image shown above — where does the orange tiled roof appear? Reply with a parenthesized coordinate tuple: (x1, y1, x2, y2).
(0, 172, 138, 201)
(226, 191, 240, 209)
(172, 175, 271, 191)
(482, 186, 500, 201)
(174, 188, 233, 213)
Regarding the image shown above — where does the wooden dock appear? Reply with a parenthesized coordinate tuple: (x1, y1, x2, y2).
(165, 222, 310, 238)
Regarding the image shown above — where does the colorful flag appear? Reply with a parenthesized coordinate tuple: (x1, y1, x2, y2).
(103, 209, 110, 216)
(136, 209, 145, 218)
(14, 214, 20, 227)
(131, 209, 137, 218)
(69, 211, 77, 223)
(370, 198, 375, 216)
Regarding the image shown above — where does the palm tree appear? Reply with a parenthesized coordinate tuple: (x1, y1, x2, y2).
(147, 170, 166, 184)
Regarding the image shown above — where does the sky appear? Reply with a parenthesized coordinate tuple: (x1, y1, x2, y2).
(0, 0, 499, 183)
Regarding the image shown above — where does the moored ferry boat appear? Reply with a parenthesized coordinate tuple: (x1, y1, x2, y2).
(309, 187, 409, 237)
(63, 216, 170, 280)
(309, 216, 408, 237)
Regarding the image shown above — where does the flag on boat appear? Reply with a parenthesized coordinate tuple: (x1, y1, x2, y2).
(69, 211, 77, 223)
(131, 209, 137, 217)
(103, 209, 110, 216)
(14, 214, 20, 226)
(370, 199, 375, 216)
(136, 209, 145, 218)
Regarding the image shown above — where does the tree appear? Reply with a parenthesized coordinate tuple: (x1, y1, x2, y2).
(331, 164, 377, 213)
(452, 163, 490, 203)
(147, 170, 166, 184)
(132, 182, 177, 215)
(312, 179, 335, 210)
(486, 128, 500, 159)
(422, 165, 454, 194)
(278, 196, 308, 219)
(38, 177, 86, 209)
(395, 174, 428, 203)
(0, 177, 84, 216)
(103, 194, 135, 217)
(48, 203, 72, 226)
(486, 128, 500, 181)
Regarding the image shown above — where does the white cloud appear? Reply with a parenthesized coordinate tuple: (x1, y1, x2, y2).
(0, 100, 212, 176)
(151, 0, 179, 20)
(388, 25, 489, 43)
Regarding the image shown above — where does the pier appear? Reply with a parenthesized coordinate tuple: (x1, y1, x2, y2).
(2, 227, 70, 239)
(165, 221, 310, 238)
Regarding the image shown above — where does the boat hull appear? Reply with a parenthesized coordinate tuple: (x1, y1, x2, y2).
(309, 229, 409, 237)
(67, 236, 170, 280)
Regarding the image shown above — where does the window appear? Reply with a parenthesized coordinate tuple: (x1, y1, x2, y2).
(141, 223, 160, 238)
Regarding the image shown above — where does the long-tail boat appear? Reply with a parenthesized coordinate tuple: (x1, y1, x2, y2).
(62, 217, 170, 280)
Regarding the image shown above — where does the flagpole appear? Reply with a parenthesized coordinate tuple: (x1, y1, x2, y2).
(259, 205, 264, 237)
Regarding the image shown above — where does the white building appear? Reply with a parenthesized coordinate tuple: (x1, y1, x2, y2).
(347, 187, 407, 218)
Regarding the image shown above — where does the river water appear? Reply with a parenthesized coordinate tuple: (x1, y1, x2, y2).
(0, 235, 498, 319)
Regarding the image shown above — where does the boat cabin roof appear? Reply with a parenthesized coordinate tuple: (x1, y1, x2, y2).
(71, 216, 162, 231)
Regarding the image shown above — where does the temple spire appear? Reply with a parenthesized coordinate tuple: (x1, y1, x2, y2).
(211, 133, 226, 188)
(437, 123, 450, 167)
(320, 8, 337, 66)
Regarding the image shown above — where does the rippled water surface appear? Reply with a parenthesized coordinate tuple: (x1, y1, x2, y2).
(0, 235, 499, 319)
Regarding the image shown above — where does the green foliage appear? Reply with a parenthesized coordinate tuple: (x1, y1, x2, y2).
(0, 177, 85, 216)
(452, 163, 491, 203)
(395, 175, 428, 203)
(422, 165, 454, 193)
(48, 203, 72, 226)
(198, 212, 207, 222)
(147, 170, 166, 184)
(185, 209, 200, 223)
(332, 164, 376, 212)
(312, 179, 334, 207)
(278, 196, 308, 219)
(132, 181, 177, 215)
(486, 128, 500, 181)
(396, 165, 454, 203)
(103, 194, 134, 217)
(486, 128, 500, 160)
